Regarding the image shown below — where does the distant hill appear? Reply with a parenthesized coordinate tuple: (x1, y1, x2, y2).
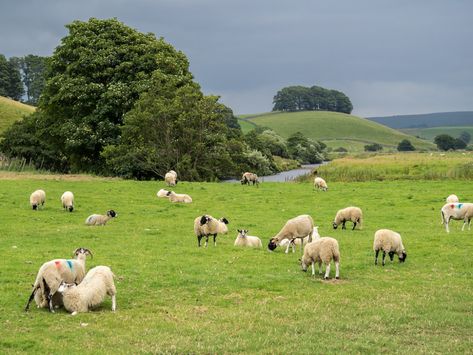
(367, 111, 473, 129)
(402, 126, 473, 141)
(0, 96, 35, 133)
(240, 111, 434, 151)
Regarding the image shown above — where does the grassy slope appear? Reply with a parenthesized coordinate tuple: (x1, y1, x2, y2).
(0, 96, 35, 133)
(402, 126, 473, 141)
(1, 174, 472, 352)
(368, 111, 473, 129)
(245, 111, 435, 151)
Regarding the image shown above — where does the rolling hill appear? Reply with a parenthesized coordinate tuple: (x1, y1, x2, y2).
(368, 111, 473, 129)
(0, 96, 35, 133)
(402, 126, 473, 141)
(239, 111, 435, 151)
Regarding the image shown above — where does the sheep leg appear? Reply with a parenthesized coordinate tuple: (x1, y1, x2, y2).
(352, 221, 356, 230)
(112, 295, 116, 311)
(374, 250, 379, 265)
(335, 261, 340, 279)
(43, 279, 55, 313)
(324, 263, 331, 279)
(462, 219, 467, 231)
(318, 262, 323, 274)
(197, 236, 203, 247)
(389, 252, 395, 262)
(469, 218, 472, 230)
(285, 241, 291, 254)
(205, 236, 209, 248)
(311, 262, 315, 276)
(25, 287, 38, 311)
(382, 251, 386, 266)
(342, 221, 346, 230)
(213, 234, 217, 247)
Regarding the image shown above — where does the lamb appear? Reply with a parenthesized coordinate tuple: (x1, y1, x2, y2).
(57, 265, 116, 315)
(85, 210, 117, 226)
(234, 229, 262, 248)
(313, 177, 328, 191)
(279, 226, 320, 253)
(166, 190, 192, 203)
(61, 191, 74, 212)
(267, 214, 315, 254)
(373, 229, 407, 266)
(157, 189, 170, 198)
(440, 202, 473, 233)
(241, 172, 259, 186)
(446, 194, 459, 203)
(25, 247, 92, 312)
(194, 215, 229, 247)
(165, 170, 178, 186)
(300, 237, 340, 279)
(332, 206, 363, 230)
(30, 189, 46, 210)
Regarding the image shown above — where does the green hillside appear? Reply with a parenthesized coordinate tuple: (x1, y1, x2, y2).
(242, 111, 435, 151)
(368, 111, 473, 129)
(0, 96, 35, 133)
(402, 126, 473, 141)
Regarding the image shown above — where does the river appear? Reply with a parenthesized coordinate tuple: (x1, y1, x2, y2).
(225, 163, 325, 183)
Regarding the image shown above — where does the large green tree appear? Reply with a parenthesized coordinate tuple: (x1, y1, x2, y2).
(17, 55, 48, 105)
(0, 55, 24, 100)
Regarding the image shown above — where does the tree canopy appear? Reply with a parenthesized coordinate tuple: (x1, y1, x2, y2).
(0, 54, 24, 100)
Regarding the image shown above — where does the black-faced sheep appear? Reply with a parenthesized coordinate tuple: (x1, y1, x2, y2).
(333, 206, 363, 230)
(279, 226, 320, 253)
(267, 214, 315, 253)
(85, 210, 117, 226)
(300, 237, 340, 279)
(194, 215, 229, 247)
(166, 191, 192, 203)
(373, 229, 407, 266)
(241, 172, 259, 186)
(234, 229, 262, 248)
(441, 202, 473, 233)
(61, 191, 74, 212)
(30, 189, 46, 210)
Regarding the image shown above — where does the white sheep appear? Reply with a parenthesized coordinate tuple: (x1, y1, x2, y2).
(25, 248, 92, 312)
(300, 237, 340, 279)
(446, 194, 459, 203)
(441, 202, 473, 233)
(157, 189, 170, 198)
(279, 226, 320, 253)
(61, 191, 74, 212)
(217, 217, 229, 235)
(30, 189, 46, 210)
(267, 214, 315, 254)
(166, 190, 192, 203)
(234, 229, 262, 248)
(241, 172, 259, 186)
(333, 206, 363, 230)
(165, 170, 178, 186)
(57, 265, 116, 315)
(313, 177, 328, 191)
(85, 210, 117, 226)
(194, 215, 229, 247)
(373, 229, 407, 266)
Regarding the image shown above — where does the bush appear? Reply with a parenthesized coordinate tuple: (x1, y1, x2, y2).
(364, 143, 383, 152)
(397, 139, 415, 151)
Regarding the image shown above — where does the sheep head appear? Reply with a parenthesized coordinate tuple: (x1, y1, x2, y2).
(57, 281, 76, 293)
(399, 251, 407, 263)
(332, 222, 338, 229)
(73, 247, 93, 259)
(107, 210, 117, 218)
(267, 238, 278, 251)
(220, 217, 229, 225)
(200, 215, 210, 225)
(299, 258, 308, 272)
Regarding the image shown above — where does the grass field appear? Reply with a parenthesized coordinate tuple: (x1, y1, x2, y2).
(1, 170, 473, 353)
(402, 126, 473, 141)
(243, 111, 435, 151)
(237, 118, 258, 134)
(0, 96, 35, 133)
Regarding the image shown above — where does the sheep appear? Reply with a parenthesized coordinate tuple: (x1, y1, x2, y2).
(267, 214, 315, 254)
(194, 215, 229, 247)
(25, 247, 93, 312)
(446, 194, 459, 203)
(61, 191, 74, 212)
(165, 170, 178, 186)
(30, 189, 46, 210)
(300, 237, 340, 279)
(166, 190, 192, 203)
(234, 229, 262, 248)
(217, 217, 229, 235)
(57, 265, 116, 315)
(241, 172, 259, 186)
(157, 189, 170, 198)
(332, 206, 363, 230)
(85, 210, 117, 226)
(279, 226, 320, 253)
(440, 202, 473, 233)
(373, 229, 407, 266)
(313, 177, 328, 191)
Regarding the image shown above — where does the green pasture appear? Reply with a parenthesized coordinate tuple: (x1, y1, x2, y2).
(0, 96, 35, 133)
(402, 126, 473, 141)
(237, 118, 257, 134)
(1, 174, 472, 353)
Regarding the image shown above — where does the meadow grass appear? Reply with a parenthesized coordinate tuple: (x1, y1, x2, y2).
(0, 96, 35, 133)
(1, 175, 473, 353)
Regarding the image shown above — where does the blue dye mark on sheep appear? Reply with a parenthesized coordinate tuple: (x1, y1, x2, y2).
(457, 203, 463, 209)
(66, 260, 73, 270)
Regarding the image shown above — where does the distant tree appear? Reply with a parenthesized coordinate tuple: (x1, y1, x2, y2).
(458, 131, 471, 144)
(0, 55, 23, 100)
(434, 134, 456, 151)
(286, 131, 325, 163)
(453, 138, 467, 150)
(397, 139, 415, 151)
(364, 143, 383, 152)
(0, 54, 9, 96)
(18, 55, 48, 105)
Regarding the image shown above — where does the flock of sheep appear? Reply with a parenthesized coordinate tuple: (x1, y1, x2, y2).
(24, 170, 472, 316)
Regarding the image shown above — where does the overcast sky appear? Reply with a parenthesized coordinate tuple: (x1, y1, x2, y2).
(1, 0, 472, 117)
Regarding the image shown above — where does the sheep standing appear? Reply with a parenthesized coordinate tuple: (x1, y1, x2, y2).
(166, 191, 192, 203)
(234, 229, 262, 248)
(446, 194, 459, 203)
(25, 248, 92, 312)
(313, 177, 328, 191)
(279, 226, 320, 253)
(441, 202, 473, 233)
(57, 265, 116, 315)
(300, 237, 340, 279)
(194, 215, 229, 247)
(85, 210, 117, 226)
(61, 191, 74, 212)
(333, 206, 363, 230)
(165, 170, 178, 186)
(267, 214, 315, 253)
(30, 189, 46, 210)
(373, 229, 407, 266)
(241, 172, 259, 186)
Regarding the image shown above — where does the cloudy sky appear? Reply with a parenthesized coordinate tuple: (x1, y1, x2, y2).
(1, 0, 472, 117)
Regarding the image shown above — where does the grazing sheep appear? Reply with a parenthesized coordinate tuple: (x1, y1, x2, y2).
(25, 248, 92, 312)
(267, 214, 315, 254)
(165, 170, 178, 186)
(313, 177, 328, 191)
(373, 229, 407, 266)
(30, 189, 46, 210)
(446, 194, 459, 203)
(61, 191, 74, 212)
(300, 237, 340, 279)
(57, 265, 116, 315)
(157, 189, 170, 198)
(85, 210, 117, 226)
(279, 226, 320, 253)
(217, 217, 229, 235)
(333, 206, 363, 230)
(234, 229, 262, 248)
(166, 190, 192, 203)
(441, 202, 473, 233)
(241, 172, 259, 186)
(194, 215, 229, 247)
